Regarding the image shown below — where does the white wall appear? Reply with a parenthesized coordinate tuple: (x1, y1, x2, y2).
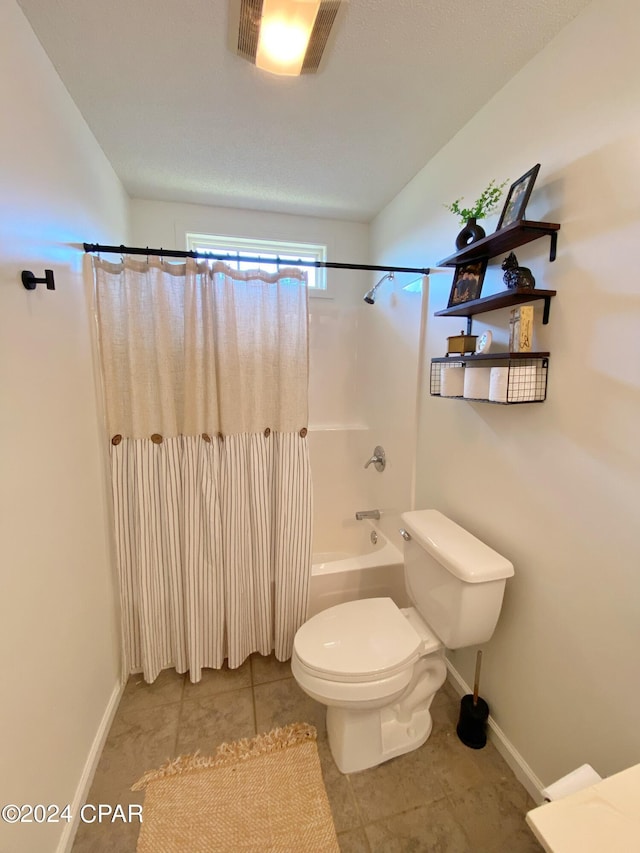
(0, 2, 129, 851)
(371, 0, 640, 789)
(130, 200, 372, 552)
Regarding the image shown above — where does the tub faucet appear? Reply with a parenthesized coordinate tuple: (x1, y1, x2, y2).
(355, 510, 381, 521)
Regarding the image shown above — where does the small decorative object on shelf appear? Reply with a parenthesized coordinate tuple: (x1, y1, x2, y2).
(509, 306, 534, 352)
(454, 217, 485, 250)
(445, 178, 509, 250)
(447, 331, 478, 355)
(496, 164, 541, 231)
(447, 259, 488, 307)
(502, 252, 536, 291)
(475, 330, 493, 354)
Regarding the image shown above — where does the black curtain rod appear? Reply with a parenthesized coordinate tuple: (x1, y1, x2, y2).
(83, 243, 431, 275)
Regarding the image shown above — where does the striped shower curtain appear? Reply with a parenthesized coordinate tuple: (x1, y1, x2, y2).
(93, 256, 312, 683)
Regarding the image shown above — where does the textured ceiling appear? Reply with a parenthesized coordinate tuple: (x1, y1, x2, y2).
(18, 0, 589, 221)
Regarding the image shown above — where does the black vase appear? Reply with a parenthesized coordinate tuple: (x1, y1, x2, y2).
(455, 217, 486, 250)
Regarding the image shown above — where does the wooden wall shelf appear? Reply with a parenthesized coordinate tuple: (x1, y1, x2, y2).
(434, 289, 557, 325)
(437, 220, 560, 267)
(431, 214, 560, 404)
(431, 352, 550, 363)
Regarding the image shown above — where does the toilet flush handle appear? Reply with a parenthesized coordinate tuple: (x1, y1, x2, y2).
(399, 528, 412, 541)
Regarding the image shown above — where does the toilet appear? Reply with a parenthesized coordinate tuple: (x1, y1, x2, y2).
(291, 509, 514, 773)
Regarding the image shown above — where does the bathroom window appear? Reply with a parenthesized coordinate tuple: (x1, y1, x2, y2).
(186, 233, 327, 291)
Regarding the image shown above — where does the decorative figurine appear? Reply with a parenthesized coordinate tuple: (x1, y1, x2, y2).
(501, 252, 536, 291)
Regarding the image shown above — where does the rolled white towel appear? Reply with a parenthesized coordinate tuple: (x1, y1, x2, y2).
(489, 367, 509, 402)
(440, 365, 465, 397)
(463, 367, 491, 400)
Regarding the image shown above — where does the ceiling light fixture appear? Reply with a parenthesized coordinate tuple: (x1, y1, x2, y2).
(256, 0, 320, 75)
(231, 0, 344, 76)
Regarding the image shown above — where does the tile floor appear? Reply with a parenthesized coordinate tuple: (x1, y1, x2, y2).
(72, 655, 542, 852)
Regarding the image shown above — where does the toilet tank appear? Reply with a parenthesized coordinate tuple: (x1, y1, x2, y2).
(400, 510, 514, 649)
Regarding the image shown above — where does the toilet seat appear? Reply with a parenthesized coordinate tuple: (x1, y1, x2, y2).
(294, 597, 422, 683)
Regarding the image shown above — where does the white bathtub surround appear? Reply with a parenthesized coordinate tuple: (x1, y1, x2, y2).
(309, 521, 408, 616)
(93, 259, 312, 681)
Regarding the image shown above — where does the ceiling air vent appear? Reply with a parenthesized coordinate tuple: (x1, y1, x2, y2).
(301, 1, 341, 73)
(236, 0, 262, 64)
(229, 0, 345, 75)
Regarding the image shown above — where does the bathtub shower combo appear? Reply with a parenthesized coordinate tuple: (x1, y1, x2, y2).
(307, 445, 402, 615)
(308, 512, 408, 617)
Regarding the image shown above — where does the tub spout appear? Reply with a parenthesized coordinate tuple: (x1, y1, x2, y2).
(355, 510, 381, 521)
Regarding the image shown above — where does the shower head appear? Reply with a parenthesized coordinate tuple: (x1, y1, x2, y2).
(363, 272, 394, 305)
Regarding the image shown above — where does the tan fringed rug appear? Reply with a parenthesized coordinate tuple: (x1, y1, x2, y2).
(132, 722, 339, 852)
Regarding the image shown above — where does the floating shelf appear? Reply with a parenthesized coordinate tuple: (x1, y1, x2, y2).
(434, 289, 557, 325)
(437, 220, 560, 267)
(431, 217, 559, 404)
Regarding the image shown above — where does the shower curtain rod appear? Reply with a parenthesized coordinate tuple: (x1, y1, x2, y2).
(83, 243, 432, 275)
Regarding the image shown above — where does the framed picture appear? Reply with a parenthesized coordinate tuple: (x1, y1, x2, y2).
(447, 259, 488, 307)
(496, 164, 541, 231)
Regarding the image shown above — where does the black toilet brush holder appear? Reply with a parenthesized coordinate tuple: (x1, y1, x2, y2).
(456, 650, 489, 749)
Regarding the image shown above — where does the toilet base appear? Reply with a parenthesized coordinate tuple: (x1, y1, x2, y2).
(327, 703, 434, 774)
(325, 655, 447, 773)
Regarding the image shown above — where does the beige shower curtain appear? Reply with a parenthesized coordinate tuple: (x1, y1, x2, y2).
(93, 256, 312, 682)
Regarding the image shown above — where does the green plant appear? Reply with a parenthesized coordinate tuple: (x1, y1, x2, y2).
(445, 178, 509, 223)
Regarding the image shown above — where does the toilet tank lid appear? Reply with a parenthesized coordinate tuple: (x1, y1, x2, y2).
(401, 510, 514, 583)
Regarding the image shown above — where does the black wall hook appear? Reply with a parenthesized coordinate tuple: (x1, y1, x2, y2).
(21, 270, 55, 291)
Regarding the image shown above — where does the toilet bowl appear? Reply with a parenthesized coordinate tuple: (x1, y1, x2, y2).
(292, 510, 514, 774)
(292, 597, 447, 772)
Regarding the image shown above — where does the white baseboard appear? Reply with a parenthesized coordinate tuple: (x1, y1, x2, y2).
(445, 659, 545, 804)
(56, 679, 125, 853)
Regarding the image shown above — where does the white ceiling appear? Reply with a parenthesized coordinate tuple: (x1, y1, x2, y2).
(18, 0, 589, 222)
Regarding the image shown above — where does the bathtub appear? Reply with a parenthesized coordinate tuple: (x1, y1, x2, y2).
(308, 522, 409, 617)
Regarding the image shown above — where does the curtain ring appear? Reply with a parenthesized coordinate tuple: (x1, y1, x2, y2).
(202, 433, 211, 443)
(151, 433, 163, 444)
(299, 427, 308, 438)
(111, 434, 122, 445)
(264, 427, 271, 437)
